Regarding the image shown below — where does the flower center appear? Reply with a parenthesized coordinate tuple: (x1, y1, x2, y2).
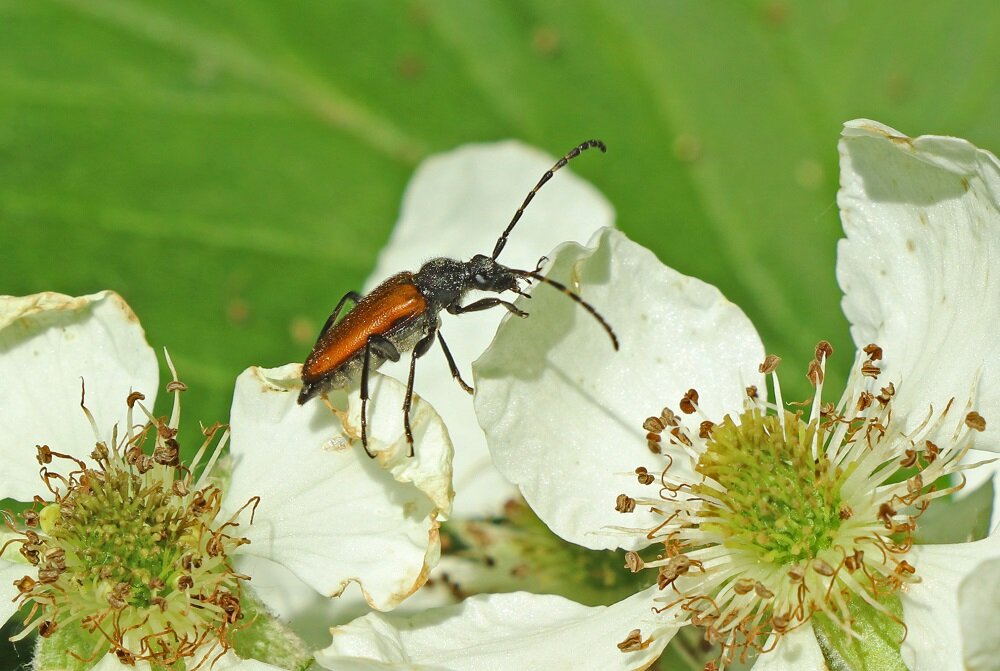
(694, 408, 847, 566)
(617, 343, 986, 667)
(49, 463, 201, 610)
(4, 382, 255, 667)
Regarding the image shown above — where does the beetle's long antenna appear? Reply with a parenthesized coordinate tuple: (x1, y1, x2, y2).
(491, 139, 606, 261)
(513, 269, 619, 350)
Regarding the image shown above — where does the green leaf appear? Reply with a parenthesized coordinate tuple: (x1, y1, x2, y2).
(914, 476, 995, 544)
(813, 593, 908, 671)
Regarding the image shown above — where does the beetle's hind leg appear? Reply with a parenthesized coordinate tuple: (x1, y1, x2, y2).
(403, 327, 438, 457)
(360, 334, 401, 458)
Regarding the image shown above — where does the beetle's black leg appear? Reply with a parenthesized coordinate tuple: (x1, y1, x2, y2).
(318, 291, 363, 338)
(359, 334, 401, 459)
(360, 340, 375, 458)
(448, 297, 528, 318)
(402, 328, 437, 458)
(437, 331, 473, 394)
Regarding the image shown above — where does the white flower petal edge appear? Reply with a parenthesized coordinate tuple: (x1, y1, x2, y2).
(900, 531, 1000, 671)
(838, 119, 1000, 449)
(368, 141, 615, 518)
(0, 291, 158, 502)
(317, 586, 673, 671)
(959, 555, 1000, 671)
(748, 627, 825, 671)
(225, 365, 453, 612)
(474, 227, 765, 550)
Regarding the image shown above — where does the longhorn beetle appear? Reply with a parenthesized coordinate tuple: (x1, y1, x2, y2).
(298, 139, 618, 457)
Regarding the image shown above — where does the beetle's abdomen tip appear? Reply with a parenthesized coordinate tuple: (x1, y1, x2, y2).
(297, 384, 315, 405)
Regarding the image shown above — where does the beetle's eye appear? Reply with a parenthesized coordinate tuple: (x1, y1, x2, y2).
(474, 273, 487, 286)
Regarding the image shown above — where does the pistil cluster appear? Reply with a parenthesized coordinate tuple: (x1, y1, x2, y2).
(617, 342, 986, 667)
(2, 371, 256, 668)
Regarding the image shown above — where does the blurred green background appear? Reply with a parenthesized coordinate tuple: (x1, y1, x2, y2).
(6, 0, 1000, 423)
(3, 0, 1000, 665)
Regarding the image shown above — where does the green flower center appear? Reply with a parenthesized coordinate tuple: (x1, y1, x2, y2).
(49, 470, 188, 607)
(694, 408, 850, 567)
(50, 466, 210, 611)
(9, 421, 252, 667)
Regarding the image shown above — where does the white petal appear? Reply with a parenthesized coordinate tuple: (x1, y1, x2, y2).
(0, 291, 158, 502)
(316, 660, 446, 671)
(901, 532, 1000, 670)
(317, 585, 673, 671)
(366, 141, 615, 517)
(239, 554, 464, 651)
(474, 228, 765, 550)
(89, 652, 284, 671)
(226, 364, 453, 612)
(750, 626, 825, 671)
(837, 119, 1000, 448)
(91, 656, 153, 671)
(0, 557, 27, 627)
(205, 652, 288, 671)
(959, 556, 1000, 671)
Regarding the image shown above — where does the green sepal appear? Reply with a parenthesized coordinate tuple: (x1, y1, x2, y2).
(230, 588, 313, 671)
(34, 626, 107, 671)
(813, 592, 908, 671)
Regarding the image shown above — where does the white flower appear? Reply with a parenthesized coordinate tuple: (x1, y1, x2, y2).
(0, 291, 452, 668)
(316, 121, 1000, 670)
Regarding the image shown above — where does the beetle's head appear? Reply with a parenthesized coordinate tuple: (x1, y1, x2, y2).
(467, 254, 520, 294)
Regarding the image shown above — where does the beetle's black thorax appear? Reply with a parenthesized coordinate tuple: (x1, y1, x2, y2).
(413, 257, 472, 310)
(413, 255, 521, 311)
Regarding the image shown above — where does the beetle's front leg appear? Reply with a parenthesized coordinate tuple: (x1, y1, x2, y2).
(447, 297, 528, 318)
(318, 291, 363, 338)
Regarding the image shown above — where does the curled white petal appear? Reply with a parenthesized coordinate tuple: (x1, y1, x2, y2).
(838, 119, 1000, 448)
(367, 140, 615, 517)
(0, 291, 158, 502)
(226, 364, 453, 611)
(317, 586, 673, 671)
(959, 556, 1000, 671)
(474, 228, 764, 550)
(900, 531, 1000, 669)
